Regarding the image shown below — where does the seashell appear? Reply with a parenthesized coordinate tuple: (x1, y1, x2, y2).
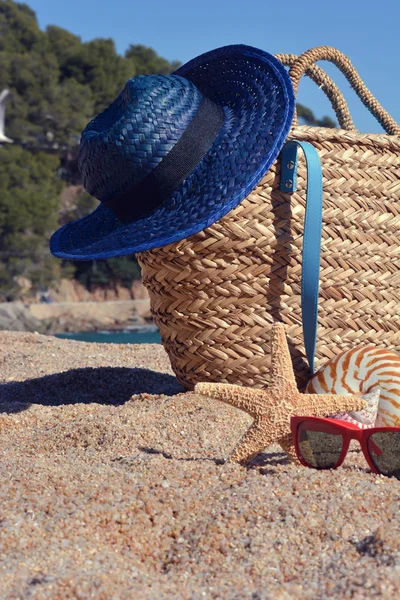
(306, 345, 400, 428)
(334, 388, 380, 428)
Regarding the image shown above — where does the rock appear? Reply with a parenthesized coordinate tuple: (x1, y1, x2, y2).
(45, 278, 149, 303)
(0, 302, 46, 334)
(13, 276, 33, 297)
(0, 299, 153, 335)
(48, 278, 90, 303)
(131, 280, 149, 300)
(28, 300, 152, 334)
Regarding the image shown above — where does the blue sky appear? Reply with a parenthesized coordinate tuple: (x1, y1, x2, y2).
(27, 0, 399, 134)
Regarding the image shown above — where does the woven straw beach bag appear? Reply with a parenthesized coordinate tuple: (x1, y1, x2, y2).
(137, 46, 400, 390)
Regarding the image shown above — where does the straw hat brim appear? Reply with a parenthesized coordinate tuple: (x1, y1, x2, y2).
(50, 44, 295, 260)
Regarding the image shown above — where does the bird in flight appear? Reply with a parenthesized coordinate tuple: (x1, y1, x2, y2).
(0, 89, 13, 144)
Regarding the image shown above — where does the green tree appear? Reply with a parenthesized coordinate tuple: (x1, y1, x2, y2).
(7, 51, 60, 142)
(56, 38, 136, 113)
(125, 44, 180, 75)
(73, 257, 141, 293)
(0, 145, 64, 299)
(297, 103, 336, 128)
(46, 24, 82, 69)
(0, 1, 58, 143)
(0, 1, 43, 54)
(48, 78, 94, 144)
(0, 1, 180, 300)
(1, 0, 336, 303)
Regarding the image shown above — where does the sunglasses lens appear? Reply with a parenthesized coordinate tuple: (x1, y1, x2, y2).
(368, 432, 400, 478)
(297, 422, 343, 468)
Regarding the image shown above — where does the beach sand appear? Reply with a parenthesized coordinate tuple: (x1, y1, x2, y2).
(1, 331, 399, 599)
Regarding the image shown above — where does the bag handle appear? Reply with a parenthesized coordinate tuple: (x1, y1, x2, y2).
(280, 141, 323, 374)
(288, 46, 400, 136)
(275, 53, 356, 131)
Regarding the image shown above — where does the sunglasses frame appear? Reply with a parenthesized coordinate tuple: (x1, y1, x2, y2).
(290, 416, 400, 475)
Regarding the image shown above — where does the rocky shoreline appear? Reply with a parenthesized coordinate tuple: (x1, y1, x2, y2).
(0, 299, 153, 335)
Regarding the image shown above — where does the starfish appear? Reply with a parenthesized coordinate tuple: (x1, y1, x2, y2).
(195, 323, 366, 464)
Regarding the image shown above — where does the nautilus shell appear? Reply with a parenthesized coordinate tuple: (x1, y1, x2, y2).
(306, 345, 400, 428)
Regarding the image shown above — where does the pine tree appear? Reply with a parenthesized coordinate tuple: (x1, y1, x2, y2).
(0, 0, 335, 300)
(0, 144, 64, 299)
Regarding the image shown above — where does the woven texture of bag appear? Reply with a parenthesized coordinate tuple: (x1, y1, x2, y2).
(137, 46, 400, 391)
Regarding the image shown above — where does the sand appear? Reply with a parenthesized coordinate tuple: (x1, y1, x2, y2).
(1, 331, 400, 599)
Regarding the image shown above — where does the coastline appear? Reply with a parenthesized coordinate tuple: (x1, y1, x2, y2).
(0, 298, 153, 335)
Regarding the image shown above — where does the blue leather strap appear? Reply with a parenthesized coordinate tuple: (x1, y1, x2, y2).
(280, 141, 323, 374)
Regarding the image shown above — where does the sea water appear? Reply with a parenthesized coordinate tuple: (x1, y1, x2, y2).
(56, 328, 161, 344)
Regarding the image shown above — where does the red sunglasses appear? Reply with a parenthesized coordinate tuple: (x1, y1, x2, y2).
(291, 416, 400, 478)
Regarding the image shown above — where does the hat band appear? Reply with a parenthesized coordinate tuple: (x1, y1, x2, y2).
(103, 96, 225, 223)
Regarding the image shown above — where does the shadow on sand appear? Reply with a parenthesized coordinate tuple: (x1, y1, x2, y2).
(0, 366, 183, 414)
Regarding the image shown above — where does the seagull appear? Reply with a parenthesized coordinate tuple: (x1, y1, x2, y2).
(0, 89, 13, 144)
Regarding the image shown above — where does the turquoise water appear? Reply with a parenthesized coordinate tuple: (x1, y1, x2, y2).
(56, 328, 161, 344)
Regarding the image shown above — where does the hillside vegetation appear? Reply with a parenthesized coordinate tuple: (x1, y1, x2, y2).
(0, 0, 334, 301)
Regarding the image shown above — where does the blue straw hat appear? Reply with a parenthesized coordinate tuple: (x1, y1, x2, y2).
(50, 44, 295, 260)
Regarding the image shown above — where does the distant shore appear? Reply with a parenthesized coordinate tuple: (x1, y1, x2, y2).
(0, 299, 153, 335)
